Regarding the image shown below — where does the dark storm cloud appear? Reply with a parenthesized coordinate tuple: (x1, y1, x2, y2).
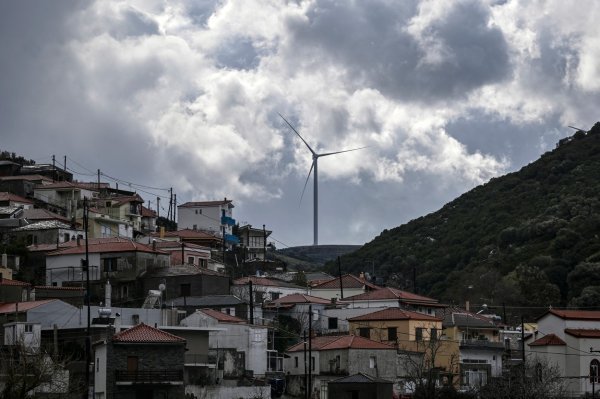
(284, 0, 510, 102)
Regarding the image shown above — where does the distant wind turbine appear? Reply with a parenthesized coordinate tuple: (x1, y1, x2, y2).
(279, 113, 367, 246)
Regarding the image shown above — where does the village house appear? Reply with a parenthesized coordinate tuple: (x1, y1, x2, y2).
(177, 199, 238, 246)
(93, 323, 186, 399)
(0, 192, 34, 209)
(309, 274, 380, 301)
(527, 309, 600, 396)
(284, 335, 398, 398)
(262, 293, 332, 333)
(237, 224, 271, 261)
(11, 220, 82, 246)
(341, 286, 446, 316)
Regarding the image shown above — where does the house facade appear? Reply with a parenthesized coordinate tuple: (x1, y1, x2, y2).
(237, 224, 271, 261)
(177, 199, 236, 240)
(341, 287, 446, 316)
(310, 274, 380, 301)
(94, 323, 186, 399)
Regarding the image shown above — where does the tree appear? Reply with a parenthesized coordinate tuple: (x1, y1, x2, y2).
(0, 339, 75, 399)
(478, 359, 567, 399)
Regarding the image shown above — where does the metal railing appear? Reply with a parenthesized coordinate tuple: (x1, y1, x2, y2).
(115, 369, 183, 383)
(459, 339, 505, 349)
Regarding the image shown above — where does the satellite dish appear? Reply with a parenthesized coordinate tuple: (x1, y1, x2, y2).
(159, 283, 166, 292)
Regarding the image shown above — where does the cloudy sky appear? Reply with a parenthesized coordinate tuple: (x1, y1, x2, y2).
(1, 0, 599, 247)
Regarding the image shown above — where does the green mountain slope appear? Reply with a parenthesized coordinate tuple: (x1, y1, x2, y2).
(330, 122, 600, 314)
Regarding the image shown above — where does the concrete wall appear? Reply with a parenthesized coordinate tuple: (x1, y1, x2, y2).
(310, 287, 364, 301)
(178, 204, 232, 236)
(185, 384, 270, 399)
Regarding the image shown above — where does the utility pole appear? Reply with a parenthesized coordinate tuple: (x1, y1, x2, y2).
(249, 280, 254, 324)
(52, 155, 56, 182)
(64, 155, 67, 175)
(167, 188, 173, 221)
(83, 197, 91, 399)
(303, 331, 308, 399)
(521, 315, 526, 377)
(263, 224, 267, 261)
(156, 197, 160, 218)
(308, 304, 312, 399)
(222, 226, 226, 265)
(338, 256, 344, 299)
(97, 169, 101, 191)
(173, 194, 177, 224)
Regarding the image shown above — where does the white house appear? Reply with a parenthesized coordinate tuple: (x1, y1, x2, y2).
(310, 274, 380, 301)
(341, 287, 445, 316)
(527, 309, 600, 396)
(177, 199, 235, 238)
(180, 308, 280, 378)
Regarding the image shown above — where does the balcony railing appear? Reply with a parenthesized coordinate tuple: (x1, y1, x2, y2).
(184, 354, 215, 366)
(460, 339, 505, 349)
(221, 215, 236, 226)
(115, 369, 183, 383)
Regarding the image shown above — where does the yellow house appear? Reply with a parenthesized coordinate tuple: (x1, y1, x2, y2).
(348, 308, 458, 384)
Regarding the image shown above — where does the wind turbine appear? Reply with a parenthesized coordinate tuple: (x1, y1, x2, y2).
(279, 113, 366, 246)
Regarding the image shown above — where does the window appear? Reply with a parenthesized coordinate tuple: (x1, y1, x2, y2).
(253, 331, 262, 342)
(295, 356, 298, 368)
(180, 283, 191, 297)
(369, 356, 377, 369)
(121, 285, 128, 299)
(311, 356, 315, 371)
(193, 224, 197, 230)
(328, 317, 339, 330)
(388, 327, 397, 341)
(187, 256, 194, 265)
(415, 327, 424, 341)
(270, 292, 280, 301)
(591, 359, 600, 383)
(63, 233, 71, 242)
(358, 328, 370, 338)
(431, 328, 438, 341)
(96, 358, 100, 372)
(103, 258, 116, 273)
(254, 291, 263, 303)
(24, 324, 33, 333)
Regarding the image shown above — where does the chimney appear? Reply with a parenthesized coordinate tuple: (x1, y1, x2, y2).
(105, 280, 112, 308)
(359, 272, 365, 280)
(152, 239, 156, 251)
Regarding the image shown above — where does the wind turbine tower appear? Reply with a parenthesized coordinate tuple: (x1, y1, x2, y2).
(279, 113, 366, 246)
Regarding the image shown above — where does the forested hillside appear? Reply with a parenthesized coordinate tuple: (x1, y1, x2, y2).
(330, 122, 600, 315)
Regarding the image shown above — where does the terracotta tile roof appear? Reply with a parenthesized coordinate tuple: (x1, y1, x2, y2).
(564, 329, 600, 338)
(112, 323, 186, 343)
(23, 208, 71, 223)
(0, 300, 55, 314)
(35, 181, 108, 190)
(0, 192, 34, 204)
(268, 293, 331, 305)
(0, 174, 52, 182)
(141, 205, 157, 218)
(348, 308, 442, 322)
(287, 335, 394, 352)
(311, 274, 380, 290)
(154, 241, 210, 251)
(47, 237, 167, 256)
(179, 200, 232, 208)
(529, 333, 566, 346)
(0, 278, 31, 287)
(342, 287, 442, 305)
(233, 276, 303, 288)
(542, 309, 600, 321)
(198, 308, 246, 324)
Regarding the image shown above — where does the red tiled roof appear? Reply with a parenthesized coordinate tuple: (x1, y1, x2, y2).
(47, 237, 167, 256)
(312, 274, 381, 290)
(141, 205, 157, 217)
(112, 323, 186, 343)
(0, 300, 55, 314)
(342, 287, 441, 305)
(23, 208, 71, 223)
(0, 174, 52, 182)
(179, 200, 232, 208)
(0, 278, 31, 287)
(269, 293, 331, 305)
(198, 308, 246, 324)
(542, 309, 600, 321)
(565, 329, 600, 338)
(154, 241, 209, 251)
(0, 192, 34, 204)
(348, 308, 442, 322)
(287, 335, 394, 352)
(35, 181, 108, 190)
(529, 334, 566, 346)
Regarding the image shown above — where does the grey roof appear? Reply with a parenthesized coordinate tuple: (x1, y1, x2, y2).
(0, 206, 21, 215)
(329, 372, 392, 384)
(438, 309, 498, 329)
(169, 295, 244, 307)
(141, 264, 227, 278)
(305, 271, 334, 281)
(13, 220, 72, 231)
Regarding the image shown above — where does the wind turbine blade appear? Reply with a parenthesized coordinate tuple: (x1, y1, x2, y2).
(319, 146, 369, 157)
(278, 113, 316, 155)
(299, 161, 315, 206)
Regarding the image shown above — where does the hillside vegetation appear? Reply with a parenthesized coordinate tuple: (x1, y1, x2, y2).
(330, 122, 600, 315)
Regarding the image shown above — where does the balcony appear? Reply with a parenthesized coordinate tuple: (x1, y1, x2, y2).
(115, 369, 183, 385)
(221, 215, 236, 226)
(224, 233, 240, 244)
(459, 339, 505, 350)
